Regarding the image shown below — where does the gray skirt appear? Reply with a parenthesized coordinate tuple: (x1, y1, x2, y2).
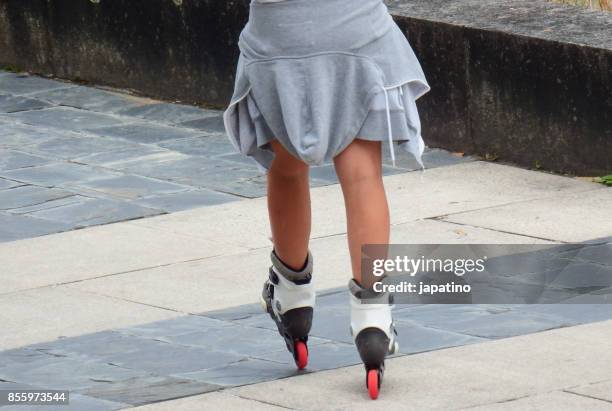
(223, 0, 431, 173)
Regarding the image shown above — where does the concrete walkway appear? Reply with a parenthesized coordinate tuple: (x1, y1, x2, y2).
(1, 71, 612, 410)
(0, 70, 470, 242)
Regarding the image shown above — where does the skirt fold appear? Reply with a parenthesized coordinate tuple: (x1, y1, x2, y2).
(223, 0, 431, 172)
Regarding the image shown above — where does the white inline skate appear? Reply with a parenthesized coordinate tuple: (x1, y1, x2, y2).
(261, 249, 316, 370)
(349, 278, 399, 399)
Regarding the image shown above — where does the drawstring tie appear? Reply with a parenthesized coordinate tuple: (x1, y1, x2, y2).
(382, 86, 396, 168)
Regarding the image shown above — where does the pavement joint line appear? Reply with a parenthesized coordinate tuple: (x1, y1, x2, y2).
(2, 106, 51, 115)
(426, 185, 606, 222)
(563, 378, 611, 391)
(44, 104, 221, 132)
(117, 220, 251, 250)
(458, 393, 534, 409)
(561, 390, 612, 405)
(121, 219, 259, 248)
(428, 219, 566, 244)
(71, 288, 194, 315)
(6, 196, 82, 214)
(0, 249, 245, 298)
(11, 85, 78, 98)
(232, 392, 296, 410)
(2, 191, 78, 211)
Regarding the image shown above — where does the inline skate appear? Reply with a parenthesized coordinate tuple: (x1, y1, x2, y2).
(349, 278, 399, 400)
(260, 249, 315, 370)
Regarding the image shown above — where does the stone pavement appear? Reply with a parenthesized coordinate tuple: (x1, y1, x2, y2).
(0, 70, 472, 242)
(1, 71, 612, 410)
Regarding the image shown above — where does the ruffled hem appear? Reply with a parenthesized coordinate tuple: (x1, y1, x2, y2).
(223, 77, 429, 174)
(223, 0, 431, 174)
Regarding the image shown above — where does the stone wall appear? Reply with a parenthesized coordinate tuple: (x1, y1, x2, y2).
(0, 0, 610, 174)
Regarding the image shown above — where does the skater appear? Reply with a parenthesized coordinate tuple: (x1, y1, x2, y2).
(223, 0, 430, 400)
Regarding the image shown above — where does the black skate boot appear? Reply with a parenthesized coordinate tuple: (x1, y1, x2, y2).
(260, 249, 315, 370)
(349, 278, 398, 399)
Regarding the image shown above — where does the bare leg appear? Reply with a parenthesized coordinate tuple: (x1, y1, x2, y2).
(267, 139, 311, 271)
(333, 139, 389, 288)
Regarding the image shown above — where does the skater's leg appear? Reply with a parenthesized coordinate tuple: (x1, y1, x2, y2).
(333, 139, 390, 288)
(334, 139, 396, 399)
(267, 139, 311, 270)
(263, 139, 315, 369)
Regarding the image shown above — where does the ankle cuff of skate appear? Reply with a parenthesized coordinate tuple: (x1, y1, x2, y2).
(271, 249, 313, 284)
(349, 278, 391, 303)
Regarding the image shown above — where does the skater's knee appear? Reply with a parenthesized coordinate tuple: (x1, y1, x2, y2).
(334, 139, 382, 186)
(269, 140, 309, 179)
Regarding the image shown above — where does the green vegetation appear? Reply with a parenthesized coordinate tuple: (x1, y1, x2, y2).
(595, 175, 612, 186)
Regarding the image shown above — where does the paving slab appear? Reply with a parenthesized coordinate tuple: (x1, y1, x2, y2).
(116, 154, 261, 189)
(377, 161, 597, 221)
(0, 162, 121, 187)
(7, 106, 125, 131)
(174, 357, 299, 387)
(124, 164, 574, 250)
(29, 85, 146, 114)
(396, 308, 575, 339)
(0, 185, 75, 210)
(388, 147, 475, 169)
(0, 74, 73, 96)
(129, 391, 287, 410)
(0, 354, 149, 391)
(0, 211, 73, 242)
(177, 114, 225, 133)
(0, 286, 181, 350)
(443, 187, 612, 242)
(115, 315, 236, 340)
(512, 304, 612, 324)
(0, 123, 80, 148)
(23, 196, 163, 228)
(116, 102, 217, 124)
(155, 322, 327, 358)
(85, 123, 203, 144)
(0, 149, 53, 171)
(20, 134, 137, 160)
(71, 174, 191, 200)
(0, 222, 245, 294)
(64, 234, 356, 313)
(94, 341, 245, 376)
(567, 380, 612, 403)
(27, 329, 178, 360)
(157, 135, 238, 157)
(0, 94, 52, 113)
(463, 391, 612, 411)
(253, 341, 363, 372)
(71, 145, 170, 167)
(0, 394, 127, 411)
(230, 320, 612, 410)
(78, 375, 219, 406)
(130, 188, 240, 212)
(0, 177, 24, 190)
(391, 218, 558, 244)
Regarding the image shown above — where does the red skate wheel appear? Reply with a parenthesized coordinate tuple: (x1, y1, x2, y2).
(367, 369, 380, 400)
(294, 340, 308, 370)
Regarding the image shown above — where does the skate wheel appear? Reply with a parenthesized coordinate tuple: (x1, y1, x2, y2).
(294, 340, 308, 370)
(367, 369, 380, 400)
